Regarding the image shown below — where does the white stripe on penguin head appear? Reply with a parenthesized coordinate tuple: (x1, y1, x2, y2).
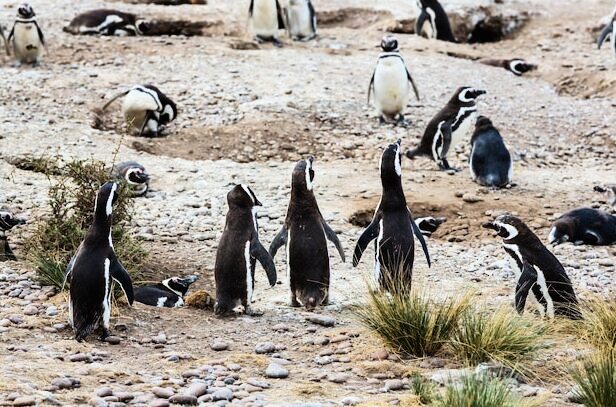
(495, 221, 519, 240)
(394, 143, 402, 176)
(305, 159, 313, 191)
(458, 88, 476, 103)
(106, 183, 118, 216)
(240, 184, 254, 204)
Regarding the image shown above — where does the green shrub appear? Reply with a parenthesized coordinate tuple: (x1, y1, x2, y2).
(435, 373, 519, 407)
(571, 349, 616, 407)
(410, 372, 436, 405)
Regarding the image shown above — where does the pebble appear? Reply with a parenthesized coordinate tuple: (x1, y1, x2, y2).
(341, 397, 361, 406)
(185, 382, 208, 398)
(306, 315, 336, 327)
(265, 363, 289, 379)
(328, 373, 349, 384)
(23, 305, 38, 315)
(254, 342, 276, 354)
(105, 336, 121, 345)
(69, 353, 90, 363)
(211, 341, 229, 351)
(152, 387, 174, 399)
(384, 379, 404, 391)
(151, 399, 170, 407)
(212, 388, 233, 401)
(51, 377, 79, 390)
(246, 378, 270, 389)
(152, 332, 167, 344)
(46, 306, 59, 316)
(12, 397, 36, 406)
(169, 394, 198, 405)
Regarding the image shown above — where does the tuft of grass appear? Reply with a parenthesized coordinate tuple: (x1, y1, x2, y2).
(571, 349, 616, 407)
(578, 299, 616, 352)
(435, 374, 520, 407)
(410, 372, 436, 405)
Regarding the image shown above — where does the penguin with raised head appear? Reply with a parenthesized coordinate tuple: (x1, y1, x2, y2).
(8, 3, 45, 65)
(214, 185, 277, 315)
(483, 214, 581, 320)
(406, 86, 486, 171)
(469, 116, 512, 188)
(113, 161, 150, 197)
(597, 8, 616, 57)
(548, 208, 616, 246)
(479, 58, 537, 76)
(368, 35, 421, 125)
(67, 182, 134, 342)
(0, 211, 26, 261)
(414, 0, 456, 43)
(135, 275, 198, 308)
(249, 0, 286, 47)
(269, 157, 345, 309)
(414, 216, 446, 237)
(100, 85, 177, 138)
(285, 0, 316, 41)
(353, 140, 431, 291)
(64, 9, 150, 36)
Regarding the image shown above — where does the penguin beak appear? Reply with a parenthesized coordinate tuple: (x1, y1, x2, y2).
(475, 89, 487, 97)
(254, 198, 263, 207)
(481, 221, 498, 231)
(179, 275, 198, 285)
(594, 186, 606, 193)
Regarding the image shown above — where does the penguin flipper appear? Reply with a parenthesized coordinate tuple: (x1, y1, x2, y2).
(248, 0, 254, 17)
(34, 21, 45, 46)
(308, 1, 317, 35)
(415, 9, 428, 37)
(410, 214, 431, 267)
(276, 0, 286, 29)
(269, 225, 288, 259)
(515, 264, 536, 314)
(110, 258, 134, 305)
(322, 221, 345, 262)
(353, 217, 380, 267)
(597, 21, 613, 49)
(0, 29, 9, 56)
(7, 24, 15, 43)
(406, 68, 420, 101)
(434, 120, 453, 166)
(251, 239, 277, 287)
(367, 70, 375, 105)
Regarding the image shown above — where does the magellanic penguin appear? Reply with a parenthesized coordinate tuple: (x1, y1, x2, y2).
(483, 215, 582, 320)
(368, 35, 421, 125)
(414, 0, 456, 43)
(249, 0, 286, 47)
(548, 208, 616, 246)
(214, 185, 277, 315)
(100, 85, 177, 138)
(269, 157, 345, 309)
(406, 86, 486, 171)
(597, 8, 616, 58)
(67, 182, 135, 342)
(479, 58, 537, 76)
(112, 161, 150, 197)
(63, 9, 151, 36)
(0, 211, 26, 262)
(469, 116, 512, 188)
(414, 216, 446, 237)
(285, 0, 316, 41)
(353, 140, 431, 291)
(594, 184, 616, 207)
(8, 3, 45, 65)
(135, 275, 198, 308)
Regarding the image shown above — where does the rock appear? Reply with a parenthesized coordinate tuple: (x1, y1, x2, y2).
(46, 306, 58, 316)
(210, 341, 229, 351)
(306, 315, 336, 327)
(265, 363, 289, 379)
(113, 392, 134, 402)
(370, 349, 389, 361)
(341, 397, 361, 406)
(254, 342, 276, 354)
(212, 388, 233, 401)
(462, 193, 482, 203)
(182, 370, 201, 379)
(69, 353, 91, 363)
(328, 373, 349, 384)
(246, 378, 270, 389)
(566, 386, 583, 403)
(152, 387, 174, 399)
(185, 382, 208, 398)
(430, 368, 469, 385)
(169, 394, 198, 405)
(152, 332, 167, 344)
(12, 397, 36, 406)
(105, 336, 121, 345)
(95, 387, 113, 397)
(23, 305, 38, 315)
(384, 379, 404, 391)
(51, 377, 79, 390)
(88, 397, 107, 407)
(151, 399, 170, 407)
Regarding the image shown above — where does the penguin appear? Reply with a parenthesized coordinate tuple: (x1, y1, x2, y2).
(353, 140, 431, 291)
(0, 25, 10, 55)
(112, 161, 150, 197)
(214, 185, 277, 315)
(135, 275, 198, 308)
(597, 8, 616, 58)
(548, 208, 616, 246)
(405, 86, 486, 171)
(367, 35, 421, 125)
(248, 0, 286, 47)
(63, 9, 151, 36)
(100, 85, 177, 138)
(469, 116, 512, 188)
(269, 157, 345, 309)
(8, 3, 45, 65)
(285, 0, 316, 41)
(0, 211, 26, 262)
(594, 184, 616, 207)
(482, 214, 581, 320)
(414, 0, 456, 43)
(414, 216, 446, 237)
(479, 58, 537, 76)
(67, 182, 134, 341)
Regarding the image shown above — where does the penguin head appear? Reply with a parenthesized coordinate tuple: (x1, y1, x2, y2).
(17, 4, 35, 18)
(380, 139, 403, 181)
(162, 275, 198, 297)
(0, 211, 26, 232)
(124, 165, 149, 185)
(475, 115, 492, 128)
(292, 156, 315, 192)
(482, 214, 526, 242)
(95, 182, 119, 219)
(548, 223, 570, 246)
(135, 19, 151, 35)
(159, 101, 178, 124)
(228, 184, 262, 208)
(454, 87, 487, 104)
(416, 216, 446, 236)
(380, 35, 399, 52)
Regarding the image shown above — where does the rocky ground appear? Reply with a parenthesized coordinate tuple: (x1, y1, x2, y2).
(0, 0, 615, 406)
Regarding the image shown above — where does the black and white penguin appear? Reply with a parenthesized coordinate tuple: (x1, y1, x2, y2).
(594, 184, 616, 207)
(548, 208, 616, 246)
(353, 140, 431, 291)
(101, 85, 177, 138)
(135, 275, 198, 308)
(285, 0, 316, 41)
(248, 0, 286, 47)
(406, 86, 486, 171)
(414, 216, 446, 237)
(479, 58, 537, 76)
(368, 35, 421, 125)
(414, 0, 456, 43)
(67, 182, 134, 341)
(214, 185, 277, 315)
(483, 214, 581, 320)
(269, 157, 345, 309)
(0, 211, 26, 262)
(7, 3, 45, 65)
(469, 116, 512, 188)
(63, 9, 151, 36)
(113, 161, 150, 197)
(597, 8, 616, 57)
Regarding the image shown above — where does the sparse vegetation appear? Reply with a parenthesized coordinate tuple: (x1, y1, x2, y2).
(435, 374, 520, 407)
(571, 349, 616, 407)
(410, 372, 436, 405)
(577, 299, 616, 352)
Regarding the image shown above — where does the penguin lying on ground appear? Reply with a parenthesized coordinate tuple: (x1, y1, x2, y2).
(414, 0, 456, 42)
(285, 0, 316, 41)
(368, 35, 420, 126)
(270, 157, 345, 310)
(479, 58, 537, 76)
(135, 275, 198, 308)
(597, 8, 616, 58)
(8, 3, 45, 65)
(0, 211, 26, 262)
(0, 25, 10, 55)
(353, 140, 431, 291)
(112, 161, 150, 197)
(64, 9, 150, 36)
(67, 182, 134, 342)
(469, 116, 512, 188)
(406, 87, 486, 171)
(548, 208, 616, 246)
(594, 185, 616, 207)
(214, 185, 277, 316)
(415, 216, 446, 237)
(248, 0, 286, 47)
(483, 214, 582, 320)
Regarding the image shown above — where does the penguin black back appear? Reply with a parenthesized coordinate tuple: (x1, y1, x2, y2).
(548, 208, 616, 246)
(469, 116, 512, 188)
(415, 0, 456, 42)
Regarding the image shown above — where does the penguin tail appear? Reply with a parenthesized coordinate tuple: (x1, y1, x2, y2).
(405, 146, 424, 160)
(306, 297, 317, 310)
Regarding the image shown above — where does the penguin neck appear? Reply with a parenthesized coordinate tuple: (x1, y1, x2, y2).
(86, 212, 113, 245)
(380, 176, 406, 210)
(290, 185, 319, 214)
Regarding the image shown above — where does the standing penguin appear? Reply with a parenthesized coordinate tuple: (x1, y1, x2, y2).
(368, 35, 421, 125)
(248, 0, 286, 47)
(482, 215, 581, 320)
(112, 161, 150, 197)
(269, 157, 345, 309)
(285, 0, 316, 41)
(414, 0, 456, 43)
(548, 208, 616, 246)
(405, 87, 486, 171)
(63, 9, 151, 36)
(214, 185, 277, 315)
(0, 211, 26, 261)
(469, 116, 512, 188)
(597, 8, 616, 57)
(353, 140, 431, 291)
(8, 4, 45, 65)
(67, 182, 134, 341)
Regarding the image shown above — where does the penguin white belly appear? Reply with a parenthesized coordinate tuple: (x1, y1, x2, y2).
(374, 60, 409, 117)
(250, 0, 278, 37)
(13, 24, 42, 63)
(451, 110, 476, 150)
(244, 241, 253, 303)
(288, 4, 312, 37)
(373, 219, 384, 284)
(122, 90, 159, 132)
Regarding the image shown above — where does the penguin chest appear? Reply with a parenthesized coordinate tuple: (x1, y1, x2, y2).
(374, 59, 409, 116)
(288, 3, 312, 36)
(251, 0, 278, 36)
(13, 23, 41, 61)
(451, 108, 476, 150)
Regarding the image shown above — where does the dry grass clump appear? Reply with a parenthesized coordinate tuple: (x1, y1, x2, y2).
(435, 373, 521, 407)
(410, 372, 436, 405)
(571, 349, 616, 407)
(577, 299, 616, 352)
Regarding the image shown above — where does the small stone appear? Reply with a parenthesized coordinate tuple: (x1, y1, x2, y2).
(341, 397, 361, 406)
(246, 378, 270, 389)
(113, 392, 134, 402)
(185, 382, 208, 398)
(169, 394, 198, 405)
(182, 370, 201, 379)
(306, 315, 336, 327)
(46, 306, 59, 316)
(152, 387, 174, 399)
(265, 363, 288, 379)
(384, 379, 404, 391)
(254, 342, 276, 354)
(328, 373, 349, 384)
(51, 377, 78, 390)
(370, 349, 389, 361)
(105, 336, 121, 345)
(151, 400, 170, 407)
(88, 397, 106, 407)
(210, 341, 229, 351)
(152, 332, 167, 344)
(23, 305, 38, 316)
(95, 387, 113, 397)
(69, 353, 90, 363)
(12, 397, 36, 406)
(212, 388, 233, 401)
(462, 193, 482, 203)
(566, 386, 583, 403)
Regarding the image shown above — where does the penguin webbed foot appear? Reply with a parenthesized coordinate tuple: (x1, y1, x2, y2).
(272, 38, 283, 48)
(378, 115, 387, 125)
(396, 114, 410, 127)
(437, 159, 459, 172)
(98, 328, 110, 342)
(290, 295, 301, 308)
